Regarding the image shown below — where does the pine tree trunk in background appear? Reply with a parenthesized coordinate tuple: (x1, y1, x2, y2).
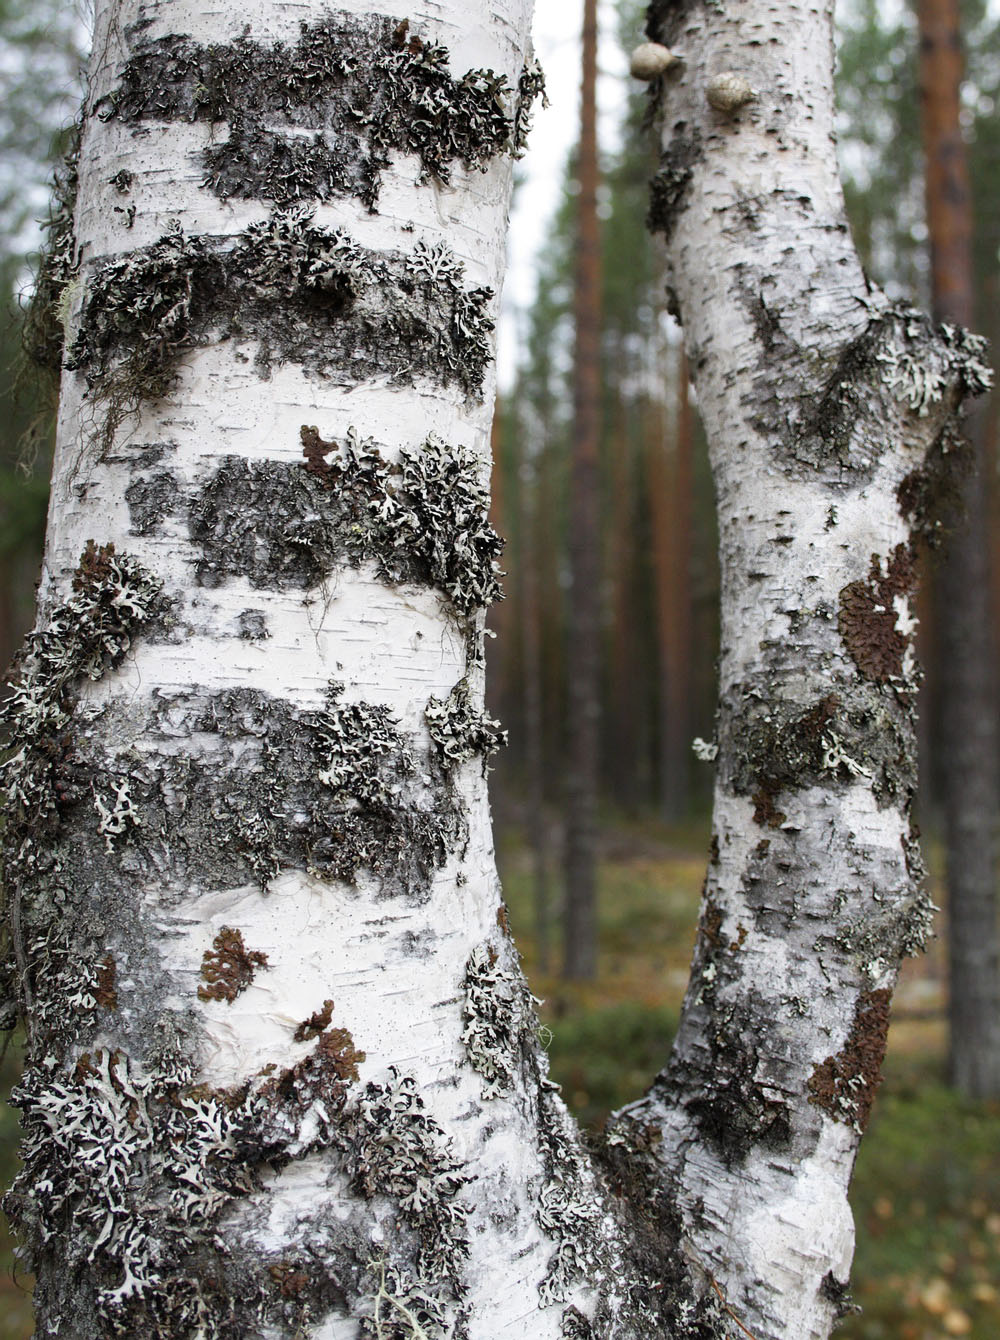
(563, 0, 602, 980)
(607, 386, 639, 808)
(919, 0, 1000, 1099)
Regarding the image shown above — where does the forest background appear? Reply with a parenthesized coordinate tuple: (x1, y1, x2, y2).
(0, 0, 998, 1336)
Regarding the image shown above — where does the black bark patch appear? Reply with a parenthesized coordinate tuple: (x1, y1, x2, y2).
(237, 609, 269, 641)
(896, 417, 972, 545)
(821, 1271, 859, 1320)
(645, 0, 714, 47)
(68, 209, 494, 453)
(839, 544, 916, 684)
(647, 128, 702, 243)
(721, 678, 917, 812)
(125, 469, 177, 534)
(681, 1003, 794, 1165)
(98, 15, 543, 210)
(809, 988, 891, 1131)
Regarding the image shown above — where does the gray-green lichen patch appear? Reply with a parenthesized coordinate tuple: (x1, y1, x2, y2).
(5, 1010, 367, 1337)
(535, 1082, 605, 1307)
(69, 682, 466, 901)
(787, 305, 992, 482)
(426, 679, 506, 770)
(0, 542, 167, 859)
(98, 15, 544, 210)
(68, 207, 494, 452)
(344, 1068, 471, 1336)
(461, 943, 528, 1099)
(719, 678, 917, 820)
(192, 427, 504, 617)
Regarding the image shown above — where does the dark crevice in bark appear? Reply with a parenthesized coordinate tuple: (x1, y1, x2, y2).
(98, 15, 544, 210)
(646, 128, 703, 244)
(66, 209, 494, 453)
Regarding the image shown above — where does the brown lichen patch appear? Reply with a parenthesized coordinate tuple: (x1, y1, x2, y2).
(293, 998, 334, 1042)
(752, 783, 786, 829)
(259, 1025, 364, 1121)
(198, 926, 269, 1003)
(268, 1261, 310, 1299)
(72, 540, 118, 596)
(839, 545, 917, 683)
(300, 424, 337, 480)
(809, 987, 891, 1130)
(94, 953, 117, 1010)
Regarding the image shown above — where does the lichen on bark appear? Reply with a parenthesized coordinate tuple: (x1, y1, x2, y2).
(98, 14, 544, 210)
(190, 426, 504, 619)
(67, 208, 495, 452)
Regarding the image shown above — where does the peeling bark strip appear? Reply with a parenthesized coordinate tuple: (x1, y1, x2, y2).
(188, 428, 504, 616)
(67, 209, 494, 450)
(98, 14, 544, 209)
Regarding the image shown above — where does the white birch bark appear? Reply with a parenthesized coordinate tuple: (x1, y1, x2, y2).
(612, 3, 991, 1339)
(3, 0, 990, 1337)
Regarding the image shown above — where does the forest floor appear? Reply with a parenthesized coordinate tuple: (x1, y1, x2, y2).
(1, 817, 998, 1339)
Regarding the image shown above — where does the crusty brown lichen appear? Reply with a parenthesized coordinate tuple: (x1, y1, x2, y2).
(198, 926, 269, 1003)
(838, 545, 916, 683)
(809, 988, 891, 1131)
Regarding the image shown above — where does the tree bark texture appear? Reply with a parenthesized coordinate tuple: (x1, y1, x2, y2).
(918, 0, 1000, 1099)
(613, 1, 992, 1337)
(564, 0, 603, 981)
(2, 1, 992, 1338)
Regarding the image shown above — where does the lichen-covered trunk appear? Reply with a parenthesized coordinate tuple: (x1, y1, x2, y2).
(0, 1, 668, 1335)
(613, 2, 991, 1339)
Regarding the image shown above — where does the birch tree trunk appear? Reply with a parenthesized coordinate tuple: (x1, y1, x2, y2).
(614, 1, 991, 1337)
(2, 0, 991, 1338)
